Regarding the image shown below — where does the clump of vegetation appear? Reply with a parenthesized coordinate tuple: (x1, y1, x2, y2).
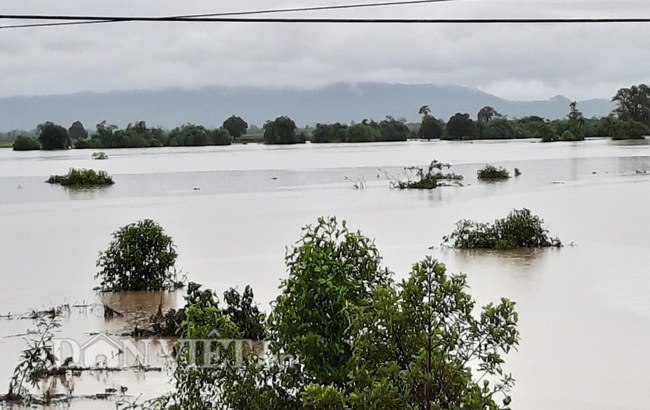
(394, 160, 463, 189)
(91, 151, 108, 160)
(46, 168, 114, 187)
(6, 316, 60, 405)
(12, 136, 41, 151)
(95, 219, 179, 292)
(156, 217, 518, 409)
(443, 208, 562, 249)
(152, 282, 265, 340)
(477, 164, 510, 181)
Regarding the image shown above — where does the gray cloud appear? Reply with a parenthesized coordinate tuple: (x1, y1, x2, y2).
(1, 0, 650, 99)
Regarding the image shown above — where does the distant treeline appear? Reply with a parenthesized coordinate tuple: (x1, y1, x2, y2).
(7, 84, 650, 151)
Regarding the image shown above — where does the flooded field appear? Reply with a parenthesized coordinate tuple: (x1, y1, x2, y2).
(0, 138, 649, 409)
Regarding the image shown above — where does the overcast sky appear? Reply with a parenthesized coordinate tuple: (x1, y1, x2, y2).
(1, 0, 650, 101)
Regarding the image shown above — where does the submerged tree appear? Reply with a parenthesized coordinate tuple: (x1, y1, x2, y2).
(263, 116, 302, 144)
(395, 160, 463, 189)
(156, 217, 520, 410)
(95, 219, 178, 292)
(443, 208, 562, 250)
(223, 115, 248, 140)
(612, 84, 650, 126)
(37, 122, 70, 150)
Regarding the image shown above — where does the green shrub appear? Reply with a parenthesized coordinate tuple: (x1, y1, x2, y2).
(12, 135, 41, 151)
(95, 219, 178, 292)
(395, 160, 463, 189)
(46, 168, 114, 187)
(443, 208, 562, 249)
(477, 164, 510, 181)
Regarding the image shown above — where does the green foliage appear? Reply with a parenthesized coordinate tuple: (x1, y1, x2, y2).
(418, 115, 444, 140)
(565, 101, 585, 140)
(312, 123, 348, 143)
(302, 257, 519, 410)
(444, 113, 477, 140)
(271, 216, 392, 388)
(612, 84, 650, 126)
(12, 135, 41, 151)
(151, 218, 520, 410)
(479, 117, 517, 140)
(68, 121, 88, 140)
(37, 121, 70, 150)
(346, 122, 381, 143)
(168, 124, 210, 146)
(156, 282, 266, 341)
(223, 115, 248, 140)
(539, 123, 559, 142)
(46, 168, 114, 187)
(607, 118, 648, 140)
(395, 160, 463, 189)
(95, 219, 178, 292)
(477, 164, 510, 181)
(378, 117, 410, 141)
(74, 138, 103, 149)
(263, 116, 303, 144)
(443, 208, 562, 250)
(477, 105, 501, 124)
(210, 127, 232, 145)
(7, 316, 61, 404)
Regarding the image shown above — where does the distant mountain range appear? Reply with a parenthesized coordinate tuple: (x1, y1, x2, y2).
(0, 83, 615, 131)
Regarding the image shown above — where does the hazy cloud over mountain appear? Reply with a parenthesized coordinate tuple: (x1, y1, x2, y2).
(1, 0, 649, 101)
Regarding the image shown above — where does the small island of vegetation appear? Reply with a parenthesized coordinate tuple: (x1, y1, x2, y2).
(477, 164, 511, 181)
(443, 208, 562, 249)
(395, 160, 463, 189)
(46, 168, 114, 188)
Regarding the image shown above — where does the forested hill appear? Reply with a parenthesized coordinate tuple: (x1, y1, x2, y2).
(0, 83, 614, 130)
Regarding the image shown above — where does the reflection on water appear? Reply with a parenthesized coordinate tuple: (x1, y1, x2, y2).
(0, 139, 649, 409)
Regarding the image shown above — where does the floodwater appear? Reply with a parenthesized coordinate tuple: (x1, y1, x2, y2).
(0, 139, 649, 409)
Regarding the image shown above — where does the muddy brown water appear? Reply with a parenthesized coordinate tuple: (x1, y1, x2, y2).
(0, 139, 649, 409)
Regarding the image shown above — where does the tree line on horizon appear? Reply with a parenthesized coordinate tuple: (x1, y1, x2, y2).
(6, 84, 649, 151)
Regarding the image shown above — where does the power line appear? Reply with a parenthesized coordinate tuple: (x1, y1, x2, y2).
(0, 0, 458, 30)
(2, 15, 650, 25)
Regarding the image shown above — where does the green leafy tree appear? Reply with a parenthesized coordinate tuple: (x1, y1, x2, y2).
(444, 113, 477, 140)
(477, 106, 501, 124)
(418, 115, 444, 140)
(270, 217, 392, 389)
(168, 124, 210, 146)
(263, 116, 302, 144)
(157, 218, 520, 410)
(302, 257, 519, 410)
(312, 123, 348, 143)
(37, 121, 70, 150)
(12, 135, 41, 151)
(68, 121, 88, 141)
(95, 121, 119, 148)
(378, 116, 410, 141)
(346, 121, 381, 143)
(223, 115, 248, 140)
(210, 127, 232, 145)
(480, 118, 517, 140)
(443, 208, 562, 250)
(539, 123, 559, 142)
(566, 101, 585, 140)
(95, 219, 178, 292)
(222, 285, 266, 341)
(612, 84, 650, 125)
